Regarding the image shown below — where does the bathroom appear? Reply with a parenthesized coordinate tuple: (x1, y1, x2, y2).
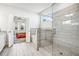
(0, 3, 79, 56)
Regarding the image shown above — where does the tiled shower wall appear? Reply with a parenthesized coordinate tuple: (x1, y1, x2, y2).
(52, 4, 79, 56)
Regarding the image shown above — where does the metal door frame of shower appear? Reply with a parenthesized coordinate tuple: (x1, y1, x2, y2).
(37, 4, 54, 56)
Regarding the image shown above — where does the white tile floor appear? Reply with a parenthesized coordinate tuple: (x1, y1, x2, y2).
(0, 42, 52, 56)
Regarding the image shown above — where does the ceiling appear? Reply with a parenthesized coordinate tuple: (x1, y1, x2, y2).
(2, 3, 52, 13)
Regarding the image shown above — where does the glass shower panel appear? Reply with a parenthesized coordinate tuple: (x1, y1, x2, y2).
(37, 6, 53, 55)
(52, 4, 79, 56)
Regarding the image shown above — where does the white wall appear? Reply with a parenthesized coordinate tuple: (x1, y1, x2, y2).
(0, 4, 40, 31)
(0, 4, 40, 43)
(53, 3, 75, 13)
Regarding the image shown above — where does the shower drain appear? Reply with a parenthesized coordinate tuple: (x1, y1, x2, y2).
(60, 52, 63, 55)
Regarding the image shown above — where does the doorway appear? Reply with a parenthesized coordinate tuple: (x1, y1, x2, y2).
(14, 16, 26, 43)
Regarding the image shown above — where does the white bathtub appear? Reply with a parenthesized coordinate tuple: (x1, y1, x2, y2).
(0, 32, 6, 52)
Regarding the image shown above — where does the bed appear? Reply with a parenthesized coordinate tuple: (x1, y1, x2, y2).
(16, 32, 26, 39)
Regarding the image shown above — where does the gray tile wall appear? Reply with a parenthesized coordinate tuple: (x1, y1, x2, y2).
(52, 4, 79, 56)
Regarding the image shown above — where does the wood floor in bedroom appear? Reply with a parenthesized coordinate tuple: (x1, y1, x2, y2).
(0, 42, 52, 56)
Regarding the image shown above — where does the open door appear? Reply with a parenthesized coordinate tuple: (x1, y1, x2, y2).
(14, 16, 27, 43)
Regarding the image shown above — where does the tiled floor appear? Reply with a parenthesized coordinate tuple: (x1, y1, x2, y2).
(1, 41, 78, 56)
(0, 42, 52, 56)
